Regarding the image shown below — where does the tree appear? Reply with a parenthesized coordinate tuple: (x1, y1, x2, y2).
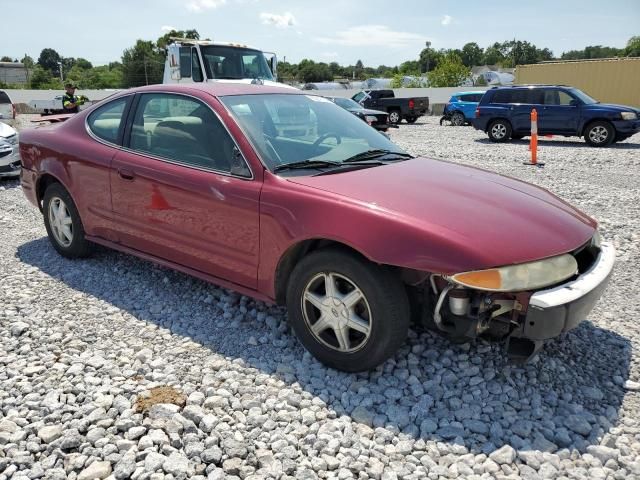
(297, 59, 332, 83)
(398, 60, 421, 75)
(0, 56, 13, 62)
(121, 40, 164, 87)
(482, 43, 505, 65)
(37, 48, 62, 74)
(419, 45, 443, 72)
(626, 36, 640, 57)
(461, 42, 483, 67)
(29, 65, 62, 89)
(354, 59, 364, 79)
(427, 52, 470, 87)
(21, 55, 35, 68)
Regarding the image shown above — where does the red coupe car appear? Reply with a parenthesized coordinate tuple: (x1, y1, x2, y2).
(19, 84, 615, 371)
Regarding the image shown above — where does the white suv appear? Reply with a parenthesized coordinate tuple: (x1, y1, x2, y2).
(0, 122, 20, 178)
(0, 90, 16, 125)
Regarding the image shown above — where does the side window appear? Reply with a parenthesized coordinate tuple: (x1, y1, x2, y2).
(192, 49, 203, 82)
(352, 92, 365, 103)
(492, 90, 512, 104)
(179, 47, 191, 78)
(129, 93, 249, 176)
(558, 91, 575, 105)
(87, 97, 128, 144)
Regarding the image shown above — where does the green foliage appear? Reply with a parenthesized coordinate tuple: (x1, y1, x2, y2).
(474, 75, 487, 86)
(37, 48, 62, 74)
(121, 40, 164, 87)
(21, 55, 35, 68)
(1, 56, 14, 62)
(561, 45, 624, 60)
(296, 59, 333, 83)
(157, 29, 200, 51)
(398, 60, 421, 76)
(29, 65, 63, 89)
(461, 42, 483, 67)
(427, 53, 470, 87)
(625, 36, 640, 56)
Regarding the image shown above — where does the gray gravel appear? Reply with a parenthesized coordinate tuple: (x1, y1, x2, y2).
(1, 115, 639, 479)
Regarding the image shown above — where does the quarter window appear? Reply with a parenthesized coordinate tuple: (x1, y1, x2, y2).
(544, 90, 575, 105)
(87, 97, 128, 144)
(129, 93, 248, 175)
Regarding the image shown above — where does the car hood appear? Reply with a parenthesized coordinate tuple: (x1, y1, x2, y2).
(585, 103, 640, 114)
(286, 158, 596, 268)
(348, 107, 387, 116)
(0, 122, 16, 139)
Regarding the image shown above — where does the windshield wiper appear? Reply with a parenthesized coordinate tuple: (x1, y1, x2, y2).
(273, 159, 343, 173)
(342, 149, 414, 163)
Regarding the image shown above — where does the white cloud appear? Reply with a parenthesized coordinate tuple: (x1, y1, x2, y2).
(321, 52, 339, 59)
(441, 15, 452, 26)
(315, 25, 428, 48)
(260, 12, 296, 28)
(186, 0, 226, 12)
(161, 25, 177, 32)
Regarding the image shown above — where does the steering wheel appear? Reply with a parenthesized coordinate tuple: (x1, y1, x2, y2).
(312, 132, 342, 151)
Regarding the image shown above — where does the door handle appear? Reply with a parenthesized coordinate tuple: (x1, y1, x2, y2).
(118, 168, 135, 180)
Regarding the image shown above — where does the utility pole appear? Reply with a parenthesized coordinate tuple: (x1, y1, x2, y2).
(424, 41, 431, 74)
(57, 61, 63, 82)
(143, 58, 149, 85)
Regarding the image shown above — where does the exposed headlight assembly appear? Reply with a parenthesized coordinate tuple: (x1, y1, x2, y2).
(364, 115, 378, 124)
(620, 112, 637, 120)
(447, 254, 578, 292)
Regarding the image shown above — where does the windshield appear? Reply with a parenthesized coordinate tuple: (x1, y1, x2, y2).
(221, 94, 408, 171)
(569, 88, 598, 105)
(333, 97, 362, 110)
(199, 45, 274, 81)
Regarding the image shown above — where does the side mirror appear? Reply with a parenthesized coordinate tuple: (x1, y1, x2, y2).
(230, 146, 252, 178)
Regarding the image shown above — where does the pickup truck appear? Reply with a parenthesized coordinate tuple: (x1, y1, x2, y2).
(352, 89, 429, 124)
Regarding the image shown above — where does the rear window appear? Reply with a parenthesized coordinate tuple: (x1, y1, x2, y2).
(491, 89, 542, 104)
(0, 91, 11, 104)
(460, 94, 483, 102)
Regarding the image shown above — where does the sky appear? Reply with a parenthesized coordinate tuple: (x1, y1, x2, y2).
(3, 0, 639, 67)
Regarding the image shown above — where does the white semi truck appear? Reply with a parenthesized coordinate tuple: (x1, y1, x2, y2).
(164, 38, 294, 88)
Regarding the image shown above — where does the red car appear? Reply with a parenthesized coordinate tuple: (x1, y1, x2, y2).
(19, 84, 615, 372)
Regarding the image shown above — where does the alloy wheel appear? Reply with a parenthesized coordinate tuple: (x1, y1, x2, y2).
(491, 123, 507, 139)
(589, 125, 609, 144)
(48, 197, 73, 247)
(301, 272, 372, 353)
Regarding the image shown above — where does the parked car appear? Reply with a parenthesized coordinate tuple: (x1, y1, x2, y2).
(20, 83, 614, 371)
(352, 89, 429, 124)
(0, 122, 20, 178)
(0, 89, 16, 125)
(473, 85, 640, 146)
(442, 91, 485, 126)
(326, 96, 391, 131)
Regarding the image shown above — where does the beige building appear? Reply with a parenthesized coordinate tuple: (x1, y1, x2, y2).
(515, 57, 640, 107)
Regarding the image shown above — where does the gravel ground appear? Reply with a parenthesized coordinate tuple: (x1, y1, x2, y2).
(1, 115, 639, 480)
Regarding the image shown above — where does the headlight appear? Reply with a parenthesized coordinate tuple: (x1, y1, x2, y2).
(364, 115, 378, 124)
(620, 112, 637, 120)
(447, 254, 578, 292)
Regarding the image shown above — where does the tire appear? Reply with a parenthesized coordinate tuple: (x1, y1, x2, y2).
(511, 134, 525, 140)
(405, 116, 417, 124)
(451, 112, 465, 126)
(584, 121, 615, 147)
(388, 110, 401, 125)
(487, 119, 512, 142)
(286, 248, 410, 372)
(43, 182, 92, 258)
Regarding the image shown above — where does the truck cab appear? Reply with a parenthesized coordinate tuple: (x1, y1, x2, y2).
(164, 39, 294, 89)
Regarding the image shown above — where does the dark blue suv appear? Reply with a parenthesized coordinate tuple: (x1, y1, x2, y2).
(472, 85, 640, 147)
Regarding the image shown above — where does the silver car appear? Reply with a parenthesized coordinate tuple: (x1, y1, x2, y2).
(0, 90, 15, 125)
(0, 122, 20, 178)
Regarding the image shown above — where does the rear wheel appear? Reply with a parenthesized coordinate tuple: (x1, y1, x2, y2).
(43, 183, 92, 258)
(286, 248, 410, 372)
(451, 112, 465, 126)
(405, 116, 417, 124)
(584, 121, 614, 147)
(388, 110, 401, 125)
(487, 119, 512, 142)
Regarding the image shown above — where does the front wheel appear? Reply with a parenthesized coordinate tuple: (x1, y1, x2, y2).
(584, 121, 614, 147)
(286, 249, 410, 372)
(487, 119, 512, 142)
(43, 183, 92, 258)
(388, 110, 401, 125)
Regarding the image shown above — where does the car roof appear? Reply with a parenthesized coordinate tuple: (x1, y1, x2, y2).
(491, 85, 570, 89)
(453, 91, 486, 96)
(123, 83, 304, 98)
